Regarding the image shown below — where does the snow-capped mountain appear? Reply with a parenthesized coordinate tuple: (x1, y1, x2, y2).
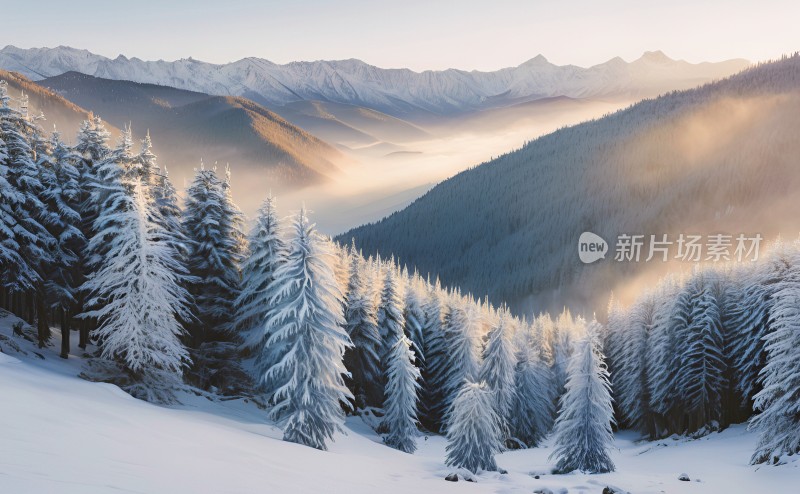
(0, 45, 749, 118)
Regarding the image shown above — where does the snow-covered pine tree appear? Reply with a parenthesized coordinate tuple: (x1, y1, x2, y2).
(550, 319, 615, 474)
(403, 272, 427, 369)
(80, 161, 191, 381)
(675, 268, 726, 433)
(342, 249, 382, 409)
(445, 380, 503, 473)
(75, 113, 111, 164)
(727, 243, 790, 409)
(419, 277, 447, 431)
(136, 130, 159, 187)
(73, 113, 110, 348)
(750, 243, 800, 464)
(263, 209, 353, 450)
(0, 119, 25, 299)
(236, 195, 286, 392)
(89, 127, 139, 260)
(182, 163, 243, 342)
(0, 81, 56, 345)
(603, 295, 627, 407)
(221, 163, 246, 259)
(551, 309, 576, 398)
(479, 307, 517, 439)
(40, 130, 85, 357)
(645, 275, 683, 437)
(440, 294, 482, 429)
(377, 259, 405, 361)
(381, 321, 421, 453)
(616, 291, 655, 435)
(510, 318, 555, 447)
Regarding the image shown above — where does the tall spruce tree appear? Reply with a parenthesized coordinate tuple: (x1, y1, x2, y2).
(479, 307, 517, 439)
(182, 163, 243, 343)
(41, 130, 85, 357)
(377, 260, 406, 361)
(550, 320, 615, 474)
(445, 381, 503, 473)
(510, 318, 555, 447)
(750, 244, 800, 464)
(419, 277, 447, 431)
(439, 295, 482, 429)
(80, 159, 191, 379)
(263, 209, 353, 450)
(236, 195, 286, 392)
(342, 249, 382, 409)
(74, 113, 110, 348)
(675, 269, 726, 433)
(616, 292, 655, 435)
(382, 324, 421, 453)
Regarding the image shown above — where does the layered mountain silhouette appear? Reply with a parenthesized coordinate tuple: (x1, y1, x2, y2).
(340, 55, 800, 314)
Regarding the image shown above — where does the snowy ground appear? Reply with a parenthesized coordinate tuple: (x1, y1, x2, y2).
(1, 311, 797, 494)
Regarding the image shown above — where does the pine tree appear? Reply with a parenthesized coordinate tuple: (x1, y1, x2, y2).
(342, 250, 382, 409)
(403, 273, 427, 369)
(445, 381, 503, 473)
(675, 269, 726, 433)
(80, 167, 191, 378)
(382, 325, 421, 453)
(419, 277, 447, 431)
(550, 320, 615, 474)
(479, 307, 517, 438)
(377, 260, 405, 361)
(182, 163, 243, 342)
(263, 209, 353, 450)
(727, 245, 790, 409)
(236, 195, 286, 392)
(510, 318, 555, 447)
(136, 130, 159, 187)
(0, 120, 25, 296)
(0, 82, 57, 345)
(40, 130, 85, 357)
(73, 113, 110, 349)
(616, 292, 655, 435)
(750, 244, 800, 464)
(551, 309, 576, 398)
(440, 295, 482, 428)
(645, 275, 683, 437)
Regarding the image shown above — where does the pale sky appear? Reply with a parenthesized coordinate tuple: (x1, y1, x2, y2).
(3, 0, 798, 70)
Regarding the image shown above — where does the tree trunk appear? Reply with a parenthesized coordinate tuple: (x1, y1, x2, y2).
(60, 307, 70, 359)
(79, 321, 89, 350)
(35, 294, 51, 348)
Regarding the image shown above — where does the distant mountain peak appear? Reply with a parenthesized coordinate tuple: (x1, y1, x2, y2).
(638, 50, 675, 64)
(521, 54, 550, 67)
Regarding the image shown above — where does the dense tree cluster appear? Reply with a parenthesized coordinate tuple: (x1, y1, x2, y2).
(606, 239, 800, 464)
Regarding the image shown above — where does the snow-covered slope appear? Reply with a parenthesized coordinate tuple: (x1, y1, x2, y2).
(0, 45, 749, 118)
(0, 311, 797, 493)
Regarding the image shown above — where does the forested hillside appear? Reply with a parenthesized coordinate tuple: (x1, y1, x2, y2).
(341, 54, 800, 313)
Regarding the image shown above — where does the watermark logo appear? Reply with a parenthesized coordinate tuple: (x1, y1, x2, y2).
(577, 232, 763, 263)
(579, 232, 609, 264)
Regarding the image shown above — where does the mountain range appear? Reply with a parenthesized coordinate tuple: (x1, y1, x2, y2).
(340, 54, 800, 315)
(36, 71, 342, 191)
(0, 45, 750, 119)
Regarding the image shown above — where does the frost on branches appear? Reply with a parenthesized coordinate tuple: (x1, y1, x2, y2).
(262, 209, 353, 450)
(550, 320, 615, 474)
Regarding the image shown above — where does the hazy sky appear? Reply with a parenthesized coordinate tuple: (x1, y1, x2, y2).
(3, 0, 797, 70)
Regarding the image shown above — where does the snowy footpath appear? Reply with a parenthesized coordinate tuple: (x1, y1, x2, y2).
(0, 312, 797, 494)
